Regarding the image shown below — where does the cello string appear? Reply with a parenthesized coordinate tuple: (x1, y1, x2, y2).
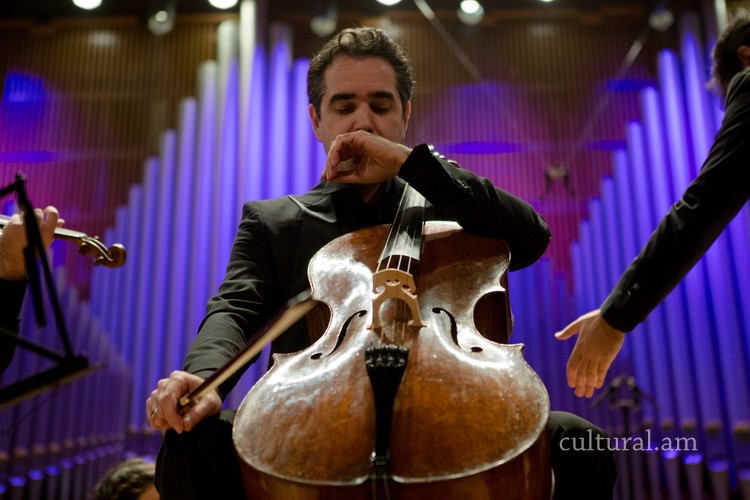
(378, 184, 410, 273)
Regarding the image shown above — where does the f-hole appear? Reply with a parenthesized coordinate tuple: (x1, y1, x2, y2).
(432, 307, 483, 353)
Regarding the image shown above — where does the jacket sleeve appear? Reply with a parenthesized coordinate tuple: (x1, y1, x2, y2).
(600, 70, 750, 332)
(398, 144, 551, 270)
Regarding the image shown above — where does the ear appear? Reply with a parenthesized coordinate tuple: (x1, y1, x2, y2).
(738, 45, 750, 70)
(308, 104, 321, 141)
(401, 101, 412, 139)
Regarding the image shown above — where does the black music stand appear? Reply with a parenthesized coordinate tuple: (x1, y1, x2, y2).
(0, 173, 97, 409)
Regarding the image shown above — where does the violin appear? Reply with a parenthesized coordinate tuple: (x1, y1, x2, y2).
(0, 214, 127, 268)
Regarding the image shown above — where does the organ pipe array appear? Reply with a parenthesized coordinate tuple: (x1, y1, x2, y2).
(1, 2, 748, 499)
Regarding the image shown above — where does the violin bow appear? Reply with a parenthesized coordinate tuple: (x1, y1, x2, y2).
(179, 289, 317, 409)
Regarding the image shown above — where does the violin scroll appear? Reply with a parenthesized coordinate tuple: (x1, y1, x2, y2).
(0, 214, 127, 269)
(78, 235, 127, 268)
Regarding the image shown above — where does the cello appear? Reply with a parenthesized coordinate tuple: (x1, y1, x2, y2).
(227, 185, 552, 499)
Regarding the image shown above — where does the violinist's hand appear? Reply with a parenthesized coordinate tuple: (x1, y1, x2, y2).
(554, 309, 625, 398)
(323, 130, 412, 184)
(147, 370, 221, 433)
(0, 206, 63, 281)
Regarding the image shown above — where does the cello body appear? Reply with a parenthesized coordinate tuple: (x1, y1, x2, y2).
(233, 221, 551, 499)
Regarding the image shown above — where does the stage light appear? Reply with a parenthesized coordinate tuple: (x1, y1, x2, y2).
(148, 2, 175, 36)
(377, 0, 402, 6)
(208, 0, 238, 8)
(649, 6, 674, 32)
(72, 0, 102, 10)
(458, 0, 484, 25)
(311, 4, 338, 37)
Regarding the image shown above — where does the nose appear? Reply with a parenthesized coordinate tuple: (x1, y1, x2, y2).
(352, 106, 375, 133)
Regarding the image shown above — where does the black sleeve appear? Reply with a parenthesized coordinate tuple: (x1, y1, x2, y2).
(601, 70, 750, 332)
(398, 144, 551, 270)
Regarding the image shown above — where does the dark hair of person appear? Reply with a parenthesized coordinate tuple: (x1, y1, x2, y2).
(92, 458, 156, 500)
(307, 26, 414, 119)
(710, 10, 750, 97)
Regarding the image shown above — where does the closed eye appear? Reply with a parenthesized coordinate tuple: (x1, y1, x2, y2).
(334, 105, 355, 114)
(371, 104, 391, 114)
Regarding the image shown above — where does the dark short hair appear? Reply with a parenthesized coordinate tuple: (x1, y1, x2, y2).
(93, 458, 155, 500)
(307, 27, 414, 118)
(710, 10, 750, 97)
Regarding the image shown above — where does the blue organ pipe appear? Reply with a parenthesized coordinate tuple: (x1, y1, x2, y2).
(268, 24, 292, 198)
(578, 220, 598, 312)
(67, 287, 89, 455)
(600, 175, 620, 290)
(570, 239, 597, 413)
(238, 0, 257, 206)
(110, 208, 128, 357)
(537, 259, 564, 406)
(8, 300, 47, 464)
(640, 88, 671, 220)
(146, 130, 177, 430)
(704, 233, 750, 426)
(658, 50, 692, 194)
(680, 17, 713, 169)
(246, 48, 267, 203)
(215, 21, 240, 295)
(552, 275, 574, 409)
(639, 302, 676, 425)
(600, 170, 633, 380)
(729, 207, 750, 353)
(292, 59, 315, 195)
(188, 61, 217, 346)
(607, 148, 636, 368)
(639, 86, 678, 425)
(511, 265, 541, 381)
(166, 98, 197, 373)
(120, 186, 143, 364)
(662, 288, 697, 428)
(88, 239, 103, 322)
(655, 50, 700, 434)
(571, 241, 585, 316)
(130, 158, 159, 427)
(621, 122, 657, 423)
(588, 199, 608, 304)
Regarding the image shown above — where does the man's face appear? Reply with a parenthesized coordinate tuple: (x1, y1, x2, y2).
(309, 55, 411, 152)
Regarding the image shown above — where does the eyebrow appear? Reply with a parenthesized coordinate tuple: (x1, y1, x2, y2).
(328, 90, 397, 105)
